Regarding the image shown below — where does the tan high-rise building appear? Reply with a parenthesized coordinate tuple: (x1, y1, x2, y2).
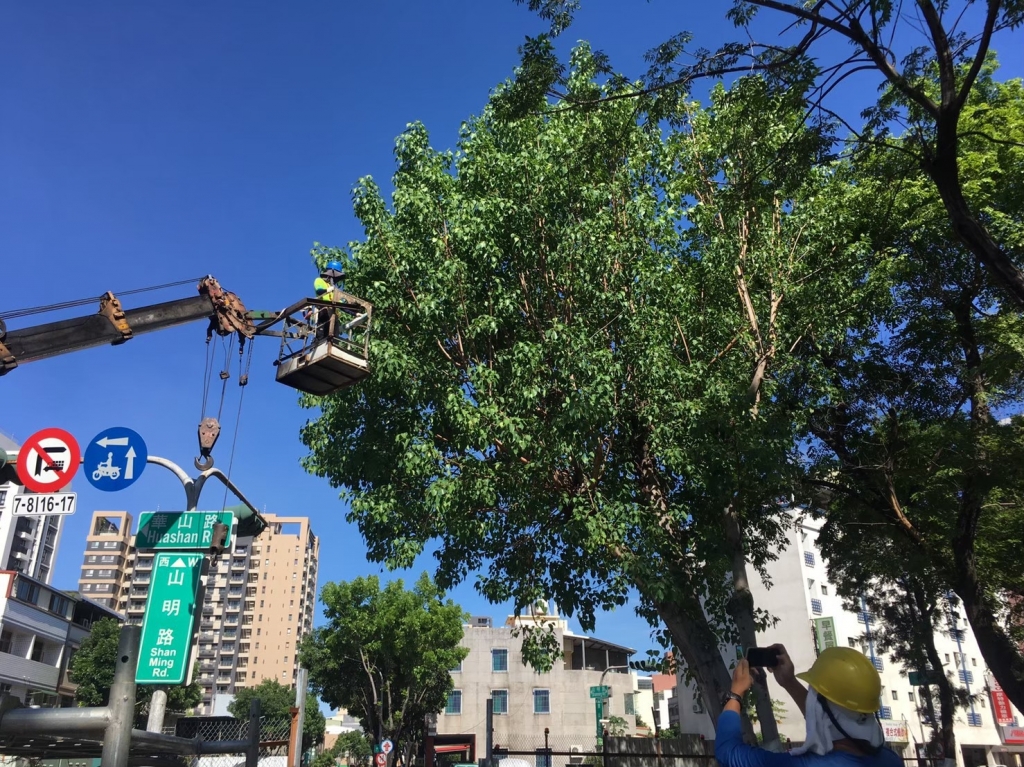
(77, 510, 319, 715)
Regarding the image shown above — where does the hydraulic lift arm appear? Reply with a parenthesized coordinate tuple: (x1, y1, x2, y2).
(0, 277, 254, 375)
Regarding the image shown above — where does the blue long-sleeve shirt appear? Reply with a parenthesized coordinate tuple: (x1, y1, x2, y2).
(715, 711, 904, 767)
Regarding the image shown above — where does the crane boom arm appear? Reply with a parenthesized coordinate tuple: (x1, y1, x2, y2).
(0, 277, 254, 375)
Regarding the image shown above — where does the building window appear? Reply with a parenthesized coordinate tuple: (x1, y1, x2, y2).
(879, 705, 892, 719)
(445, 690, 462, 715)
(821, 585, 828, 595)
(536, 753, 552, 767)
(804, 552, 815, 567)
(971, 657, 977, 667)
(534, 689, 550, 714)
(959, 670, 974, 685)
(16, 579, 40, 604)
(492, 690, 508, 715)
(492, 649, 509, 672)
(967, 712, 983, 727)
(848, 638, 857, 648)
(624, 693, 635, 716)
(0, 630, 13, 654)
(944, 654, 950, 662)
(811, 599, 823, 615)
(450, 660, 463, 673)
(908, 691, 915, 702)
(891, 690, 898, 700)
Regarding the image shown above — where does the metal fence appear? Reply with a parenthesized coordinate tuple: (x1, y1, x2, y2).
(172, 715, 292, 767)
(491, 733, 714, 767)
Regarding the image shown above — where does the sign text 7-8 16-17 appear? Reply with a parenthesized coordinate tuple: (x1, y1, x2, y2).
(137, 553, 203, 685)
(13, 493, 77, 516)
(136, 511, 234, 550)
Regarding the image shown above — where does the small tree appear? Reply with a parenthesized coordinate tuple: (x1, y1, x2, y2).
(311, 732, 372, 767)
(229, 678, 325, 751)
(299, 574, 467, 767)
(70, 618, 201, 713)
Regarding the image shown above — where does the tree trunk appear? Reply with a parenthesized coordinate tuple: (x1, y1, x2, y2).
(655, 591, 757, 743)
(723, 503, 781, 748)
(954, 545, 1024, 713)
(911, 580, 957, 763)
(924, 125, 1024, 308)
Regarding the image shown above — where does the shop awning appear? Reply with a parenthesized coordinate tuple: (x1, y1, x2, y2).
(435, 744, 472, 754)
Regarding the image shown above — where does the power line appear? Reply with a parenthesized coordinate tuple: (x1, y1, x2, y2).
(0, 276, 208, 321)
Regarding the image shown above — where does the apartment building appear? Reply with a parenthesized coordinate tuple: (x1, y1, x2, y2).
(76, 510, 319, 715)
(671, 511, 1024, 767)
(0, 569, 120, 707)
(432, 608, 639, 765)
(0, 432, 65, 584)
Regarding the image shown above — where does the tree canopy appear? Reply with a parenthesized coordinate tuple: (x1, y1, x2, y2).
(515, 0, 1024, 307)
(70, 618, 202, 713)
(301, 46, 885, 737)
(298, 574, 467, 765)
(228, 678, 325, 751)
(301, 10, 1024, 740)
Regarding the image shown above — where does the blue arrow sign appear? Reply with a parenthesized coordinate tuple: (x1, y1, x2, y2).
(84, 427, 148, 491)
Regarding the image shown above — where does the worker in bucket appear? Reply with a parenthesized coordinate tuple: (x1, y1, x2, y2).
(313, 260, 345, 339)
(716, 645, 901, 767)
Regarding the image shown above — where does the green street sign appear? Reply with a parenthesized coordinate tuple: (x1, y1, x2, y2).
(137, 511, 234, 550)
(909, 670, 943, 686)
(136, 552, 203, 684)
(590, 685, 611, 699)
(814, 617, 838, 653)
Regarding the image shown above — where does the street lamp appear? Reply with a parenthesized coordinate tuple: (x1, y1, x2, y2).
(595, 664, 631, 747)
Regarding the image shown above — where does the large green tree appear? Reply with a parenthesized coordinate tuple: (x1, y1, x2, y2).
(301, 49, 876, 738)
(516, 0, 1024, 307)
(70, 618, 202, 713)
(229, 678, 326, 752)
(298, 574, 467, 766)
(802, 74, 1024, 710)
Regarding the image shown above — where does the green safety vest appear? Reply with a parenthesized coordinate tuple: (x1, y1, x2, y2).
(314, 277, 332, 297)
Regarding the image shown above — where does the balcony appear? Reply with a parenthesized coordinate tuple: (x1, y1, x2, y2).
(231, 559, 246, 570)
(199, 648, 215, 658)
(202, 606, 214, 615)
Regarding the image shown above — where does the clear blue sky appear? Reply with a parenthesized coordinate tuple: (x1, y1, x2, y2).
(1, 2, 1020, 658)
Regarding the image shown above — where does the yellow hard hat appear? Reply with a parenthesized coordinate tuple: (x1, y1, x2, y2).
(796, 647, 881, 714)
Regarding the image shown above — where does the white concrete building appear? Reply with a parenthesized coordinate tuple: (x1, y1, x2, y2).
(672, 512, 1024, 767)
(0, 569, 121, 707)
(432, 608, 640, 765)
(0, 433, 65, 584)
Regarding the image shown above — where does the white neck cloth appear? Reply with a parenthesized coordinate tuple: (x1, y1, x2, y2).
(790, 688, 885, 756)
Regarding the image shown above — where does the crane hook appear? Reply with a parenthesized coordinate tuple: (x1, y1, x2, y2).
(195, 417, 221, 471)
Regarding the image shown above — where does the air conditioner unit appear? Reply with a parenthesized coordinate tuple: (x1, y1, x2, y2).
(569, 746, 584, 764)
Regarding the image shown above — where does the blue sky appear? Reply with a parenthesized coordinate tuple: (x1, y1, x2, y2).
(2, 2, 1020, 660)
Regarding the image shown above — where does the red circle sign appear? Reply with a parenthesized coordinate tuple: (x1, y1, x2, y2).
(16, 428, 81, 493)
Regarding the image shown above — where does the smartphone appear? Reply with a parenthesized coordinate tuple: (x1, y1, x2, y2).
(745, 647, 780, 668)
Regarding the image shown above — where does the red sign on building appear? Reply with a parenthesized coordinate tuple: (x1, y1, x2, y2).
(991, 680, 1015, 726)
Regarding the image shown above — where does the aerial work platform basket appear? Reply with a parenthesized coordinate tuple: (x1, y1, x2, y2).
(258, 291, 373, 396)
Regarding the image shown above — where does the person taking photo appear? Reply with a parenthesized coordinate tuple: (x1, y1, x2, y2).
(716, 645, 903, 767)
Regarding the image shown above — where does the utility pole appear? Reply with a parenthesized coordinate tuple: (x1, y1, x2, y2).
(291, 668, 309, 767)
(141, 454, 265, 734)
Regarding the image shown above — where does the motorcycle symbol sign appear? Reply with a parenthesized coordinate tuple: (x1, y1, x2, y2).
(84, 427, 148, 492)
